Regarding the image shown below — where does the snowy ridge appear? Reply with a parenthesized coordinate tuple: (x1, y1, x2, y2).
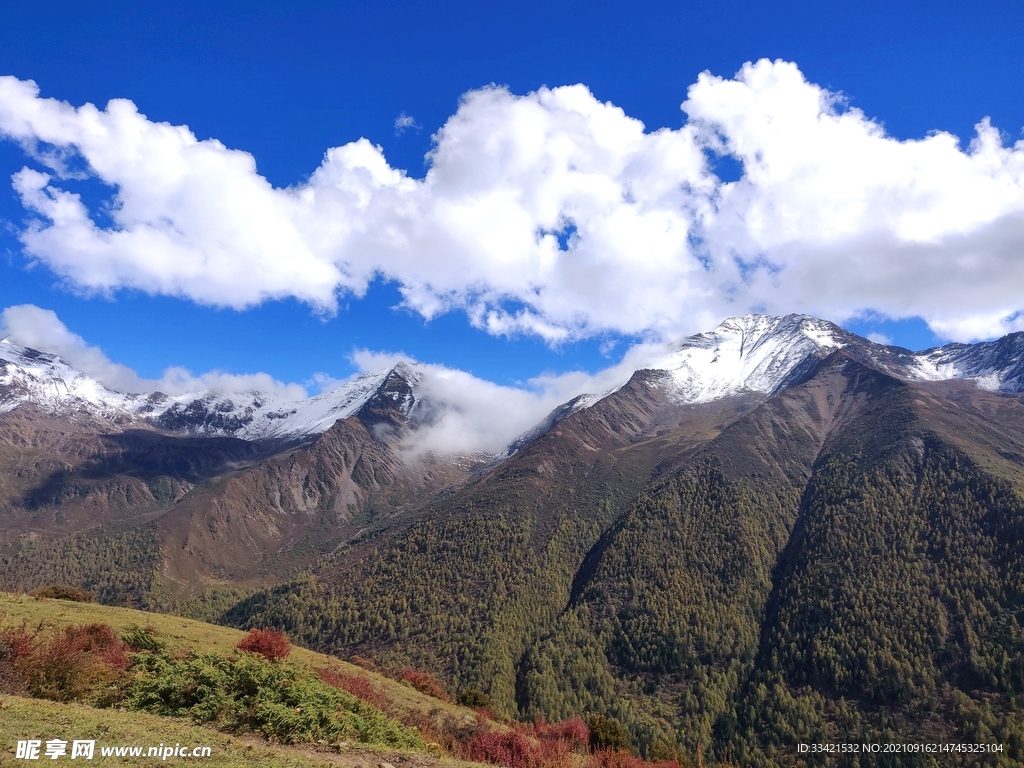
(148, 368, 398, 440)
(647, 314, 845, 403)
(0, 337, 407, 440)
(7, 317, 1024, 449)
(0, 341, 147, 420)
(907, 334, 1024, 393)
(639, 314, 1024, 407)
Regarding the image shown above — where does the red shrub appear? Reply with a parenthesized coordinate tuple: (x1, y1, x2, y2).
(466, 729, 535, 768)
(531, 734, 577, 768)
(473, 706, 497, 722)
(315, 667, 389, 711)
(30, 623, 129, 702)
(61, 624, 130, 670)
(589, 749, 647, 768)
(535, 716, 590, 748)
(0, 622, 39, 695)
(236, 628, 291, 661)
(398, 667, 451, 702)
(0, 621, 39, 659)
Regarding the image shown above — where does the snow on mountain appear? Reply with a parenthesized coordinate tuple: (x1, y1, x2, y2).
(647, 314, 846, 403)
(0, 340, 146, 420)
(0, 337, 410, 440)
(907, 333, 1024, 392)
(636, 314, 1024, 405)
(7, 316, 1024, 450)
(148, 367, 400, 440)
(498, 314, 1024, 457)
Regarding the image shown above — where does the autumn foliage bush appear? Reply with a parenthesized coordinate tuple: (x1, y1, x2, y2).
(235, 628, 291, 661)
(0, 622, 130, 702)
(534, 716, 590, 747)
(460, 716, 679, 768)
(0, 621, 37, 694)
(467, 728, 536, 768)
(316, 667, 390, 712)
(31, 622, 130, 702)
(397, 667, 450, 702)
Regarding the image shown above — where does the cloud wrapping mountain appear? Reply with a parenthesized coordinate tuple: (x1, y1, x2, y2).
(3, 60, 1024, 341)
(0, 305, 579, 454)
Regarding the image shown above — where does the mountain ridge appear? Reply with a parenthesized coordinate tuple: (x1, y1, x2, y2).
(8, 314, 1024, 457)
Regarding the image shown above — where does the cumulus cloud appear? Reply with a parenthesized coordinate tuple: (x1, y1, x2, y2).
(687, 61, 1024, 340)
(0, 304, 306, 398)
(4, 62, 1024, 342)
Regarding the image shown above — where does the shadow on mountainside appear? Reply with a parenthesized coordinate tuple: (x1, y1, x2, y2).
(21, 430, 283, 511)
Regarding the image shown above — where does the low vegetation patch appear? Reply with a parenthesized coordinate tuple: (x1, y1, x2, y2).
(462, 716, 680, 768)
(0, 618, 420, 750)
(316, 666, 390, 711)
(395, 667, 451, 702)
(124, 649, 419, 747)
(29, 585, 96, 603)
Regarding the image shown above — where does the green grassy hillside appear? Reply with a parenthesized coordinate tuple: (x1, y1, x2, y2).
(0, 593, 490, 768)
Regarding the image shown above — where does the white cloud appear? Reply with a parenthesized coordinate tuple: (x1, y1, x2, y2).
(348, 348, 563, 456)
(394, 112, 421, 134)
(4, 63, 1024, 342)
(687, 60, 1024, 341)
(0, 304, 306, 398)
(866, 332, 893, 346)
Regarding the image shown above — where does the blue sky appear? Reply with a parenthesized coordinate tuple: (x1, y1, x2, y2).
(2, 0, 1024, 392)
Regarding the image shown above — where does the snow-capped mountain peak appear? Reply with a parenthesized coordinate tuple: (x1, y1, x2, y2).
(9, 316, 1024, 454)
(649, 314, 845, 403)
(0, 338, 148, 421)
(1, 337, 426, 441)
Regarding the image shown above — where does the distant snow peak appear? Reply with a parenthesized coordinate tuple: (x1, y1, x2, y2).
(0, 337, 144, 419)
(909, 332, 1024, 393)
(0, 336, 417, 440)
(357, 363, 423, 428)
(8, 318, 1024, 450)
